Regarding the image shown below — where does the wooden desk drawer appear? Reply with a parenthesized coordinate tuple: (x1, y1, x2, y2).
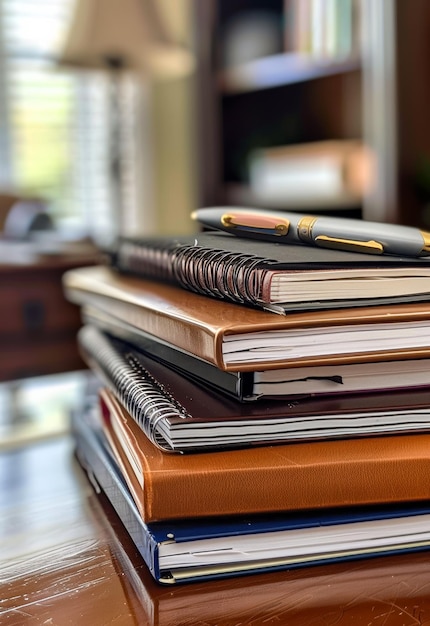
(0, 334, 86, 381)
(0, 255, 98, 381)
(0, 279, 81, 335)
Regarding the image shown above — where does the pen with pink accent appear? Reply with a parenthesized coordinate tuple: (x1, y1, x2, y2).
(192, 207, 430, 258)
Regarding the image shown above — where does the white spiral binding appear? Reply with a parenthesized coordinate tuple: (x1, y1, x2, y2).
(79, 326, 190, 452)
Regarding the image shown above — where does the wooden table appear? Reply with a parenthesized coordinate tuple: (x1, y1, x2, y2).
(2, 435, 430, 625)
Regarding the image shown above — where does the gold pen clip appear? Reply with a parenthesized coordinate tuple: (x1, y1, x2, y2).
(315, 235, 384, 254)
(221, 213, 290, 236)
(420, 231, 430, 255)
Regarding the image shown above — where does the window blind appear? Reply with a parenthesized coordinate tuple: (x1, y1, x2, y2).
(0, 0, 140, 244)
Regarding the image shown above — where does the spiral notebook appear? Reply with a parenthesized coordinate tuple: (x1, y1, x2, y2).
(111, 231, 430, 313)
(78, 324, 430, 453)
(64, 266, 430, 372)
(83, 305, 430, 402)
(73, 394, 430, 585)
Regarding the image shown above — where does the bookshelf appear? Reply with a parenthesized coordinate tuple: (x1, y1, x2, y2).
(218, 53, 361, 94)
(193, 0, 430, 227)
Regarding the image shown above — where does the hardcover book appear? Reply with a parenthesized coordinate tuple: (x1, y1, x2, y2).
(78, 324, 430, 453)
(63, 265, 430, 372)
(73, 397, 430, 585)
(102, 531, 430, 626)
(98, 387, 430, 522)
(110, 231, 430, 313)
(83, 305, 430, 402)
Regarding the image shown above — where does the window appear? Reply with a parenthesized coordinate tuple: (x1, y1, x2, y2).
(0, 0, 141, 245)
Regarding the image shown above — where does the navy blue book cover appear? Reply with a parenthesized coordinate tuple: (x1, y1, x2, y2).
(72, 404, 430, 585)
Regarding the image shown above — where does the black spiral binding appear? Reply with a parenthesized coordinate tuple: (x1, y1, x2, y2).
(79, 326, 190, 452)
(117, 240, 176, 283)
(117, 240, 278, 306)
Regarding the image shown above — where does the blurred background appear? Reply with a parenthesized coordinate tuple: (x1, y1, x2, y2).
(1, 0, 430, 447)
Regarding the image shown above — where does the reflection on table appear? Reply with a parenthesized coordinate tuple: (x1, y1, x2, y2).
(1, 435, 430, 625)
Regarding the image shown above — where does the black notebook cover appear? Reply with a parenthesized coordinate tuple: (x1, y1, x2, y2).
(78, 324, 430, 453)
(111, 231, 430, 313)
(82, 305, 430, 403)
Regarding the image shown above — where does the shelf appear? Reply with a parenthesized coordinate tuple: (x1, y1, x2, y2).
(218, 53, 361, 95)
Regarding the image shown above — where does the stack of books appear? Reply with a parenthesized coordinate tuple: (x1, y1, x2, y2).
(64, 226, 430, 585)
(284, 0, 361, 59)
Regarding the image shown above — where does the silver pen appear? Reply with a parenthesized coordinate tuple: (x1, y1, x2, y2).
(191, 207, 430, 258)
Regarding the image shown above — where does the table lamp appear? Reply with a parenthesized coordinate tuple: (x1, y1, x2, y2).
(57, 0, 195, 240)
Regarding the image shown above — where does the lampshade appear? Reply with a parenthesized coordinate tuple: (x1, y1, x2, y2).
(59, 0, 194, 78)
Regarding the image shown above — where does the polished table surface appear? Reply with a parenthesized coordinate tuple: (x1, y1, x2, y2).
(2, 436, 430, 625)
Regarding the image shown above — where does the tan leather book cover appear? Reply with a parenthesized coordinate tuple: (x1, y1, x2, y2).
(79, 324, 430, 453)
(64, 265, 430, 372)
(100, 387, 430, 523)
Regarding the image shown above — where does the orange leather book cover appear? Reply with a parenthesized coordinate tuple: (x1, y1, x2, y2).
(64, 265, 430, 372)
(100, 387, 430, 523)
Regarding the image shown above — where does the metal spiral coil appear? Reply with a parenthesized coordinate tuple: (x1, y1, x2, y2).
(78, 326, 190, 452)
(171, 245, 275, 305)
